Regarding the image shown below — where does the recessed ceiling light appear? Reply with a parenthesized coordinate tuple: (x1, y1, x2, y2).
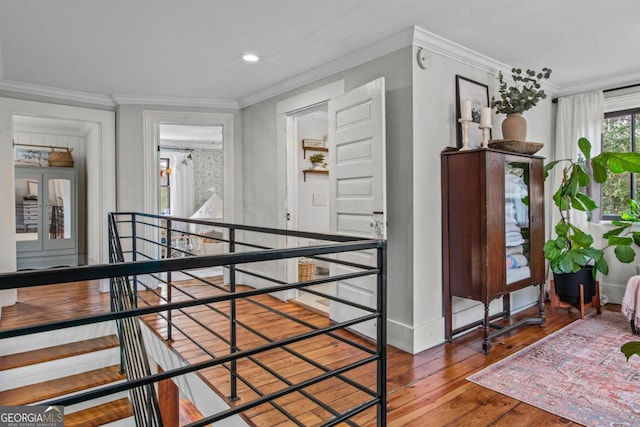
(242, 53, 260, 63)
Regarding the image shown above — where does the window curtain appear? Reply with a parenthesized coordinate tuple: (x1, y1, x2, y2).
(164, 152, 195, 218)
(552, 91, 604, 229)
(551, 91, 604, 296)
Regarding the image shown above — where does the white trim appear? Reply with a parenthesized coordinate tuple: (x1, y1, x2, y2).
(604, 91, 640, 113)
(142, 110, 235, 221)
(273, 80, 344, 301)
(0, 41, 4, 82)
(412, 25, 560, 95)
(113, 94, 238, 109)
(558, 72, 640, 99)
(0, 97, 115, 269)
(0, 79, 115, 106)
(240, 29, 412, 108)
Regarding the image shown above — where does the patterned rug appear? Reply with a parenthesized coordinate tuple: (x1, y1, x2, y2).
(467, 311, 640, 426)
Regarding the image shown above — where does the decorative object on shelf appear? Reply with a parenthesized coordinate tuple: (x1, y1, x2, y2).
(298, 258, 315, 282)
(488, 139, 543, 155)
(309, 153, 326, 170)
(479, 108, 492, 148)
(455, 75, 491, 150)
(457, 117, 471, 150)
(302, 138, 325, 149)
(490, 67, 552, 141)
(544, 137, 640, 312)
(47, 147, 74, 168)
(301, 140, 328, 159)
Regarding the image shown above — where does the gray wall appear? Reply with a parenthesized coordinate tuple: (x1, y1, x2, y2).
(241, 47, 415, 351)
(115, 105, 242, 219)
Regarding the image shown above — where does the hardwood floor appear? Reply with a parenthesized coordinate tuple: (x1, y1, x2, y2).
(0, 279, 601, 426)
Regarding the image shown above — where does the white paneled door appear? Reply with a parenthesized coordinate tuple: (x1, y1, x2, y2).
(328, 77, 386, 340)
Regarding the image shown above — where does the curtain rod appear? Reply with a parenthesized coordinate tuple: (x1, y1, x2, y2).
(158, 146, 193, 152)
(552, 82, 640, 104)
(13, 142, 72, 152)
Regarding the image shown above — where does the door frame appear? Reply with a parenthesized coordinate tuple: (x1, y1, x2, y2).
(275, 80, 344, 301)
(143, 110, 235, 224)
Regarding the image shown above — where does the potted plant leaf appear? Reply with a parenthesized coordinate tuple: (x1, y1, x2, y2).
(491, 67, 552, 141)
(309, 153, 326, 170)
(544, 137, 640, 303)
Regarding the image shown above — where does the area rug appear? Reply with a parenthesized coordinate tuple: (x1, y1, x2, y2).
(467, 311, 640, 426)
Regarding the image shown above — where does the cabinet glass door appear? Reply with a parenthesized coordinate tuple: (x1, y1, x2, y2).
(15, 174, 42, 251)
(44, 172, 75, 250)
(505, 161, 531, 284)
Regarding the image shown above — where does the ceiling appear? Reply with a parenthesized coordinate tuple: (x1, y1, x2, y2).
(1, 0, 639, 108)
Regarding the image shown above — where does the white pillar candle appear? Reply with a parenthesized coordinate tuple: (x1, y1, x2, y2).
(480, 107, 492, 126)
(461, 99, 472, 120)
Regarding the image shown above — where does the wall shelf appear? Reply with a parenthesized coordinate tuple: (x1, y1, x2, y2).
(303, 169, 328, 181)
(303, 146, 328, 159)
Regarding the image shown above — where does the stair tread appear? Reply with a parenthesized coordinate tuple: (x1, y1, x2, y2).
(64, 397, 133, 427)
(0, 364, 126, 406)
(0, 335, 119, 371)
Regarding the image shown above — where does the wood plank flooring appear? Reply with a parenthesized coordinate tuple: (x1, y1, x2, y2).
(0, 279, 599, 426)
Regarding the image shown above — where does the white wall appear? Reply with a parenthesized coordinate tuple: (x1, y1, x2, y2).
(296, 114, 329, 237)
(412, 46, 554, 351)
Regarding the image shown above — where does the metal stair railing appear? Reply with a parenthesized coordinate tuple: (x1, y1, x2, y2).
(0, 212, 386, 426)
(108, 214, 163, 427)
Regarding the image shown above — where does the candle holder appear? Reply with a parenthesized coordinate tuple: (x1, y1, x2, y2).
(458, 118, 472, 150)
(479, 124, 492, 148)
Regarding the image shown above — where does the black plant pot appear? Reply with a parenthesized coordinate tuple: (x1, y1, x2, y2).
(553, 266, 596, 304)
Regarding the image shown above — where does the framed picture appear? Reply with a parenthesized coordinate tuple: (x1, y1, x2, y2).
(455, 75, 491, 149)
(14, 147, 50, 166)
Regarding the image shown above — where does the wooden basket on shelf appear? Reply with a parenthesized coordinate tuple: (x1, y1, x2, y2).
(298, 259, 316, 282)
(48, 147, 74, 167)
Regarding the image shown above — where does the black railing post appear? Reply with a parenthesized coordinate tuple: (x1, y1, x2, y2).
(131, 213, 138, 308)
(376, 243, 387, 427)
(166, 219, 173, 343)
(229, 227, 239, 401)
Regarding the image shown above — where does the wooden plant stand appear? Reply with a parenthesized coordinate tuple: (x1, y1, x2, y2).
(550, 279, 601, 319)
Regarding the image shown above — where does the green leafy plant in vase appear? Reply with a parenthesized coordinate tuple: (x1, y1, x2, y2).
(309, 153, 326, 170)
(544, 137, 640, 304)
(490, 67, 552, 141)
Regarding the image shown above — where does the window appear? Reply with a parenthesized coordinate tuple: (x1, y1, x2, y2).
(600, 109, 640, 219)
(159, 158, 170, 215)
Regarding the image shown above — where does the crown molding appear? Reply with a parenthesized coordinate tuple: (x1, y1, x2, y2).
(556, 70, 640, 98)
(238, 27, 414, 108)
(412, 26, 560, 96)
(0, 79, 115, 106)
(0, 39, 4, 81)
(412, 26, 509, 75)
(112, 94, 238, 109)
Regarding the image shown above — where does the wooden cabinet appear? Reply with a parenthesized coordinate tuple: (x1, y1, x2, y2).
(441, 148, 545, 353)
(15, 166, 78, 270)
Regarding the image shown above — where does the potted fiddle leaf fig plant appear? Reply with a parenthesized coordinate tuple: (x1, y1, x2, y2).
(544, 137, 640, 304)
(491, 67, 552, 141)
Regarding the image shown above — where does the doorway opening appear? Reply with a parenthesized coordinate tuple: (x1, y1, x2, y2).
(287, 104, 331, 314)
(12, 114, 97, 269)
(158, 124, 224, 279)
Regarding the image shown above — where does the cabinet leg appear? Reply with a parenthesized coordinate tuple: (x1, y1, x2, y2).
(444, 294, 452, 342)
(538, 283, 546, 323)
(483, 303, 490, 351)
